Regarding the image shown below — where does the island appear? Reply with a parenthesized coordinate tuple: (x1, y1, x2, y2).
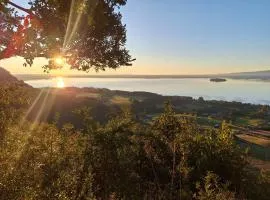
(210, 78, 227, 82)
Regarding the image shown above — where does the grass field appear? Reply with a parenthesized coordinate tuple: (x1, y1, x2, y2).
(236, 134, 270, 148)
(76, 92, 100, 98)
(235, 117, 265, 127)
(248, 157, 270, 172)
(111, 96, 131, 105)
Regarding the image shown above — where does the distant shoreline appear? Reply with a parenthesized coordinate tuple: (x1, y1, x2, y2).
(15, 74, 270, 82)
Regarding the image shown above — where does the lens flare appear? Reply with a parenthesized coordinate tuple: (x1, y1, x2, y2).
(55, 57, 65, 66)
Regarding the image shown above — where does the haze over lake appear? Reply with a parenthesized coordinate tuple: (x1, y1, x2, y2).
(25, 78, 270, 105)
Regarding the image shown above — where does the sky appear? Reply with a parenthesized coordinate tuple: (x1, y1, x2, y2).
(1, 0, 270, 75)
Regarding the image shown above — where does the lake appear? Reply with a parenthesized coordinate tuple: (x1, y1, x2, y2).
(25, 78, 270, 105)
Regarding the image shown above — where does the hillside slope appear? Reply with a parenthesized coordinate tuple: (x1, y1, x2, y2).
(0, 67, 18, 82)
(0, 67, 30, 87)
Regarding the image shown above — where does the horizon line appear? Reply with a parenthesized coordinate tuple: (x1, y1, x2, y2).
(13, 68, 270, 77)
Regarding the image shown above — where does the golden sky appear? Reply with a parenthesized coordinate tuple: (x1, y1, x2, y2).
(1, 56, 270, 76)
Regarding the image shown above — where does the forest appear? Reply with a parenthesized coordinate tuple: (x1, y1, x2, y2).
(0, 68, 270, 200)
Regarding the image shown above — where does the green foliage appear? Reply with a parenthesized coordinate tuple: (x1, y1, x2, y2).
(0, 93, 270, 199)
(0, 83, 34, 142)
(0, 123, 91, 200)
(194, 172, 237, 200)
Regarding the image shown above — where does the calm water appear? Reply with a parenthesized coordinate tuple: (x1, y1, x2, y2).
(25, 78, 270, 105)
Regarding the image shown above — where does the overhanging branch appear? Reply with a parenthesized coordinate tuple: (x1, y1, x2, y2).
(7, 0, 33, 16)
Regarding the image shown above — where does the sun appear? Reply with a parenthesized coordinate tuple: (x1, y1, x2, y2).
(56, 77, 65, 88)
(54, 57, 65, 66)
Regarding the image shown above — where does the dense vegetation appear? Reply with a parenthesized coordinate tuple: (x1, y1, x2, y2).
(18, 86, 270, 131)
(1, 74, 270, 199)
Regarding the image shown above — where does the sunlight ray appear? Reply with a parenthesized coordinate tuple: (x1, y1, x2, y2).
(63, 0, 76, 48)
(30, 88, 51, 130)
(19, 89, 44, 127)
(29, 88, 58, 130)
(14, 89, 58, 165)
(64, 1, 85, 49)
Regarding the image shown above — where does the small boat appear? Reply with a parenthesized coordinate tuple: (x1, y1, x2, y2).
(210, 78, 227, 82)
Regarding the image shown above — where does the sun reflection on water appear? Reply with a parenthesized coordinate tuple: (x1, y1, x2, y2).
(56, 77, 65, 88)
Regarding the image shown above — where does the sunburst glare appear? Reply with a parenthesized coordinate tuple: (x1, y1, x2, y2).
(54, 56, 65, 66)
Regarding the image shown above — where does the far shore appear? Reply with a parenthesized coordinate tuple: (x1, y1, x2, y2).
(15, 74, 270, 82)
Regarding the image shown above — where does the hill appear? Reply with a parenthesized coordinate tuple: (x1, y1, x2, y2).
(0, 67, 31, 87)
(0, 67, 19, 82)
(222, 70, 270, 80)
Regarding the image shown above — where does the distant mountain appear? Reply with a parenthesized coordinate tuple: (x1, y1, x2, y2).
(221, 70, 270, 80)
(0, 67, 30, 86)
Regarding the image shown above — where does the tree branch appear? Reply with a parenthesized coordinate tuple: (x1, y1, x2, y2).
(7, 0, 33, 16)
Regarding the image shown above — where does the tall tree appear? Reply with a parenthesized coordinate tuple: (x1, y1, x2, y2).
(0, 0, 134, 71)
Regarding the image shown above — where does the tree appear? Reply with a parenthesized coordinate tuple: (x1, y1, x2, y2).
(1, 93, 270, 199)
(0, 83, 33, 142)
(194, 172, 237, 200)
(198, 97, 204, 103)
(0, 0, 134, 71)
